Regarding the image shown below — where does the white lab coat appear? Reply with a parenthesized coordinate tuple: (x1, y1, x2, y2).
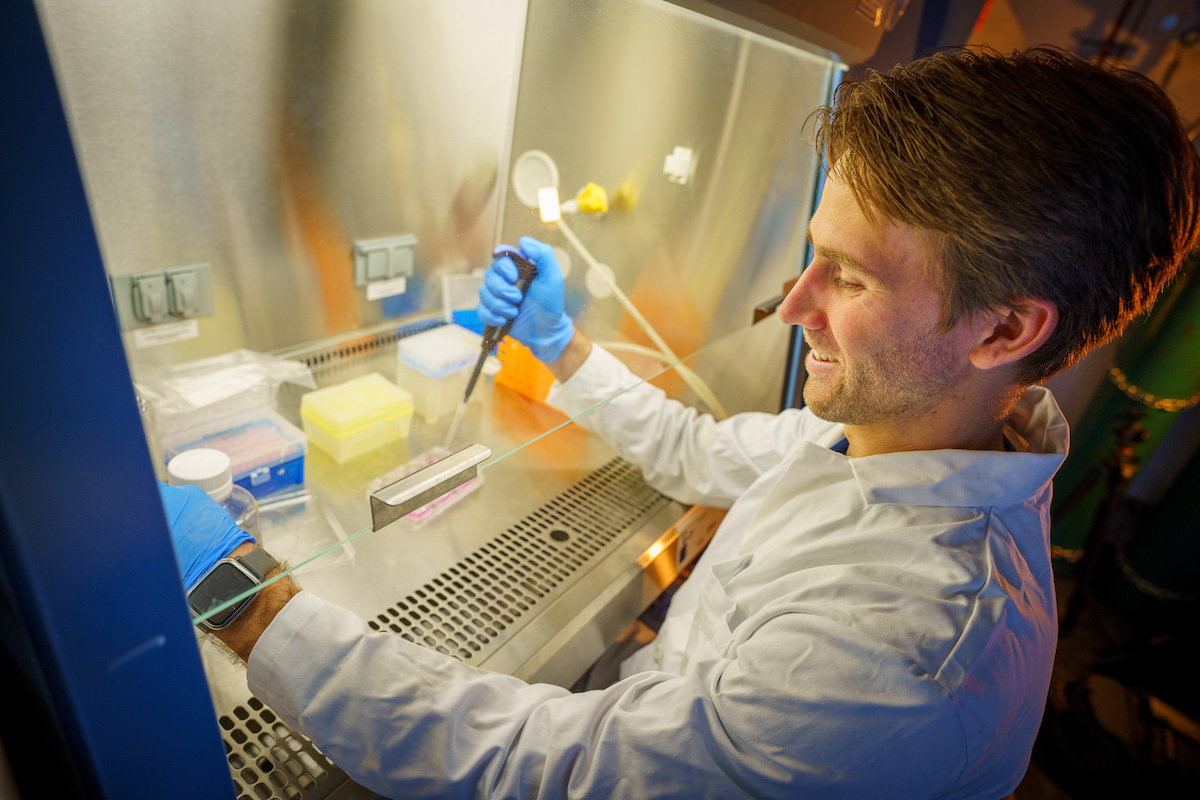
(249, 344, 1068, 799)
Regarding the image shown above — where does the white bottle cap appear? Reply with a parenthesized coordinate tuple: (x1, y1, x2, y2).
(167, 448, 234, 501)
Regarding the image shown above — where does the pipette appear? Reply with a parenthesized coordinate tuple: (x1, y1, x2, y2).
(443, 247, 538, 449)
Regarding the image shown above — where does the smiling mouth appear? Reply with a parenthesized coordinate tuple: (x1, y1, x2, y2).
(806, 342, 839, 363)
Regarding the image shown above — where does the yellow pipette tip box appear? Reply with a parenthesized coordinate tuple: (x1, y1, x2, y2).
(300, 373, 413, 464)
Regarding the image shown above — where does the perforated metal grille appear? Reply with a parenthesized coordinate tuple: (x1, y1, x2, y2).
(365, 457, 667, 663)
(221, 696, 344, 800)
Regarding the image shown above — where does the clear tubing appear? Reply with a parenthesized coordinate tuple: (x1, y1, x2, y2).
(555, 217, 729, 418)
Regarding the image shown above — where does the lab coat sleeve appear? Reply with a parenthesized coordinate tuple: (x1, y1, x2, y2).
(248, 591, 967, 800)
(545, 345, 819, 507)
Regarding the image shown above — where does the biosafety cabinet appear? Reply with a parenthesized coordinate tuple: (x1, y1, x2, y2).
(0, 1, 894, 797)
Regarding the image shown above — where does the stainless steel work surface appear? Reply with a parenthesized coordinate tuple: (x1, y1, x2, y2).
(190, 291, 790, 798)
(271, 327, 642, 610)
(199, 450, 684, 798)
(198, 328, 695, 799)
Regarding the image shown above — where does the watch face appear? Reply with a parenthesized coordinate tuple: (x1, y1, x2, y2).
(189, 561, 257, 627)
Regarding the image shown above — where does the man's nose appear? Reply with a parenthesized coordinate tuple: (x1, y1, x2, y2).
(778, 263, 825, 329)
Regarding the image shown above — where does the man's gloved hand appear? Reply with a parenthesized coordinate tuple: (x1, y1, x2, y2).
(477, 236, 574, 363)
(158, 481, 254, 591)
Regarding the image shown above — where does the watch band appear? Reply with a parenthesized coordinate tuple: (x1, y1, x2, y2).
(236, 547, 279, 581)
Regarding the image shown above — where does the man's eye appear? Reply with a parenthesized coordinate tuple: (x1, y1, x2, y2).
(833, 276, 863, 291)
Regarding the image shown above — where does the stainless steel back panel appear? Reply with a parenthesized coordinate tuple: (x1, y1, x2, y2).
(35, 0, 526, 363)
(37, 0, 833, 424)
(504, 0, 835, 417)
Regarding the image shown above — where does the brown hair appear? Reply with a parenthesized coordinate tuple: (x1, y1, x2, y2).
(814, 47, 1200, 383)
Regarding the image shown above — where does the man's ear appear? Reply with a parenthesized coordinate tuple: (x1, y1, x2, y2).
(968, 299, 1058, 371)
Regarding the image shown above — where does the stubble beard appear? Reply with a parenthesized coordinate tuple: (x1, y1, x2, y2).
(803, 326, 968, 427)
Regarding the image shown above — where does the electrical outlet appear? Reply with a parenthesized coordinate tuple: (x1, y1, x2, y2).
(110, 264, 214, 331)
(353, 235, 417, 288)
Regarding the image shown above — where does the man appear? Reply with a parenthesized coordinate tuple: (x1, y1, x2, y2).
(170, 48, 1199, 798)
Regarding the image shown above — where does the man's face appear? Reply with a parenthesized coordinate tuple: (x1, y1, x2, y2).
(778, 174, 979, 427)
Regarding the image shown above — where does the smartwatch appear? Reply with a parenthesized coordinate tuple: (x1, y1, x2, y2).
(187, 548, 280, 631)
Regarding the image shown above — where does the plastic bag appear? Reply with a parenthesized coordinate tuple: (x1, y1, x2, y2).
(134, 350, 315, 437)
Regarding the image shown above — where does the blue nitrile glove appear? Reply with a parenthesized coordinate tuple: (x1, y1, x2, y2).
(477, 236, 575, 363)
(158, 481, 254, 591)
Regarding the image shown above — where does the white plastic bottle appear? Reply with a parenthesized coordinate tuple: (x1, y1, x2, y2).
(167, 448, 260, 538)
